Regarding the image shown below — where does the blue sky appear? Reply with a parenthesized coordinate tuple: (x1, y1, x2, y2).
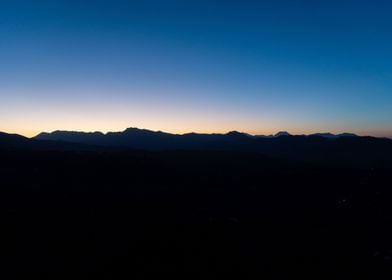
(1, 0, 391, 137)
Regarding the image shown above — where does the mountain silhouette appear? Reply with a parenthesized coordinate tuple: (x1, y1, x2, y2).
(0, 131, 106, 151)
(274, 131, 291, 137)
(14, 127, 386, 167)
(34, 127, 361, 146)
(1, 128, 391, 167)
(309, 132, 358, 138)
(0, 132, 30, 146)
(35, 128, 252, 150)
(2, 128, 392, 278)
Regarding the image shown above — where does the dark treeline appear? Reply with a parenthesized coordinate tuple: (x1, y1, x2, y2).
(1, 148, 392, 279)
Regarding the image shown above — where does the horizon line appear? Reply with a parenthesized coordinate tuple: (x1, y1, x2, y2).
(2, 127, 390, 139)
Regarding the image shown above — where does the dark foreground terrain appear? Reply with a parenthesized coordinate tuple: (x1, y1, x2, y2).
(1, 148, 392, 279)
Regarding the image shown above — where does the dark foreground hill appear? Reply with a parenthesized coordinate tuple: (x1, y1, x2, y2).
(1, 145, 392, 279)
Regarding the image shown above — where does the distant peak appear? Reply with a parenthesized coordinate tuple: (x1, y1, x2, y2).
(226, 131, 249, 137)
(0, 131, 28, 140)
(274, 131, 291, 137)
(310, 132, 358, 139)
(124, 127, 141, 132)
(48, 130, 104, 135)
(123, 127, 167, 135)
(226, 130, 241, 135)
(338, 133, 358, 137)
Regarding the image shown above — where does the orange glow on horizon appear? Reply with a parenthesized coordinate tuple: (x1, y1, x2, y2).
(2, 125, 391, 139)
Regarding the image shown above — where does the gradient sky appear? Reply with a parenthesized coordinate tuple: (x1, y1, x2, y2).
(1, 0, 391, 137)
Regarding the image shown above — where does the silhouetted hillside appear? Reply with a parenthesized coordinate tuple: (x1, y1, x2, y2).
(0, 132, 31, 147)
(1, 147, 392, 279)
(1, 130, 392, 278)
(0, 131, 109, 152)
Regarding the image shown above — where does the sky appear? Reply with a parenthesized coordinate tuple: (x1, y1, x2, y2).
(1, 0, 391, 137)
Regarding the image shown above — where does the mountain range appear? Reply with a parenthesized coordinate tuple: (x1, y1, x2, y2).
(1, 127, 392, 167)
(33, 128, 362, 147)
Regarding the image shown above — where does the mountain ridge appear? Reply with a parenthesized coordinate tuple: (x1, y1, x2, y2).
(1, 128, 392, 167)
(34, 127, 363, 140)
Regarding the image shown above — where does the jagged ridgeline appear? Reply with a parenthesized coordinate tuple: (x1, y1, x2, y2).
(1, 128, 392, 167)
